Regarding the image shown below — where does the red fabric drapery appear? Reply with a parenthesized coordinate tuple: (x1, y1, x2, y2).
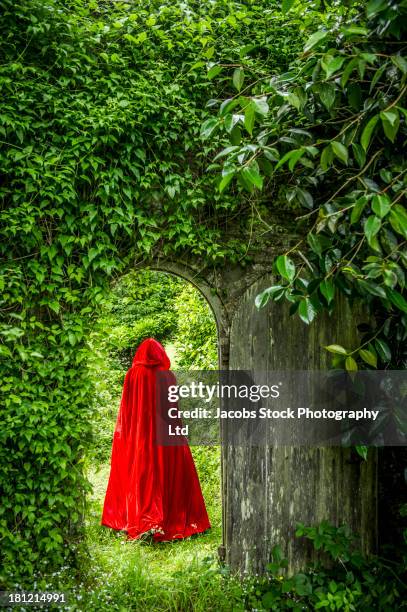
(101, 338, 210, 541)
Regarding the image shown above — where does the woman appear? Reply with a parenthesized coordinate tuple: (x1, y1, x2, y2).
(101, 337, 210, 541)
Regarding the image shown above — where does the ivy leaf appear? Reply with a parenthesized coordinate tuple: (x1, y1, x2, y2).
(233, 68, 245, 91)
(364, 215, 381, 247)
(361, 115, 379, 151)
(275, 254, 296, 281)
(371, 194, 391, 218)
(304, 30, 328, 53)
(331, 141, 348, 165)
(298, 298, 316, 324)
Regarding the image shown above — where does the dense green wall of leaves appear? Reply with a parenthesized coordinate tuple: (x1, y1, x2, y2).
(0, 0, 306, 585)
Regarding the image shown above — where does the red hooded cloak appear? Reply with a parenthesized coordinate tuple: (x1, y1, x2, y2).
(101, 338, 211, 541)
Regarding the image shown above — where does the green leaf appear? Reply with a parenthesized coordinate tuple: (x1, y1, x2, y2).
(321, 55, 345, 79)
(357, 279, 387, 298)
(341, 58, 358, 88)
(218, 172, 234, 193)
(304, 30, 328, 53)
(214, 145, 239, 160)
(352, 143, 366, 168)
(275, 254, 296, 281)
(341, 26, 368, 37)
(389, 205, 407, 238)
(207, 65, 223, 79)
(241, 164, 263, 190)
(244, 102, 256, 135)
(367, 0, 389, 18)
(345, 355, 358, 371)
(386, 288, 407, 313)
(224, 114, 243, 133)
(200, 118, 218, 139)
(364, 215, 381, 247)
(282, 0, 296, 13)
(380, 109, 400, 143)
(307, 233, 324, 256)
(361, 115, 379, 151)
(355, 446, 368, 460)
(351, 196, 368, 224)
(374, 338, 391, 362)
(359, 349, 377, 368)
(371, 194, 391, 218)
(255, 285, 285, 308)
(391, 55, 407, 74)
(275, 148, 304, 171)
(319, 82, 336, 110)
(320, 279, 335, 304)
(298, 298, 316, 324)
(252, 96, 269, 116)
(331, 141, 348, 165)
(325, 344, 348, 355)
(320, 145, 334, 171)
(232, 67, 245, 91)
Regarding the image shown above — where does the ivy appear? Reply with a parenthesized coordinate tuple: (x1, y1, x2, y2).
(0, 0, 308, 585)
(205, 0, 407, 370)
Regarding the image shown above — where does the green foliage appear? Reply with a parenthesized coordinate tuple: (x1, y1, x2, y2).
(94, 270, 182, 369)
(88, 270, 217, 466)
(2, 0, 298, 582)
(174, 285, 218, 369)
(243, 521, 406, 610)
(1, 0, 404, 590)
(206, 0, 407, 369)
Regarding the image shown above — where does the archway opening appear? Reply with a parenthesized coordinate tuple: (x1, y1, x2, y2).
(84, 268, 222, 607)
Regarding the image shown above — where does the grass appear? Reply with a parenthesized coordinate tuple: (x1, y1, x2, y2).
(69, 447, 243, 611)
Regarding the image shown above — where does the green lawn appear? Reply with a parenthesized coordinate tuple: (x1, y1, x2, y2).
(73, 447, 242, 611)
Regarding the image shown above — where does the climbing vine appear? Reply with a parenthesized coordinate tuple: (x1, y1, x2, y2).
(0, 0, 308, 585)
(1, 0, 405, 588)
(204, 0, 407, 370)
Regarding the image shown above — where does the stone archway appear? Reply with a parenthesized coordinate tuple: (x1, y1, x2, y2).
(134, 257, 378, 575)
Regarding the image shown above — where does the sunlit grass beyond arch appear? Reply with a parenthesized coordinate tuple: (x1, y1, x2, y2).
(83, 269, 225, 611)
